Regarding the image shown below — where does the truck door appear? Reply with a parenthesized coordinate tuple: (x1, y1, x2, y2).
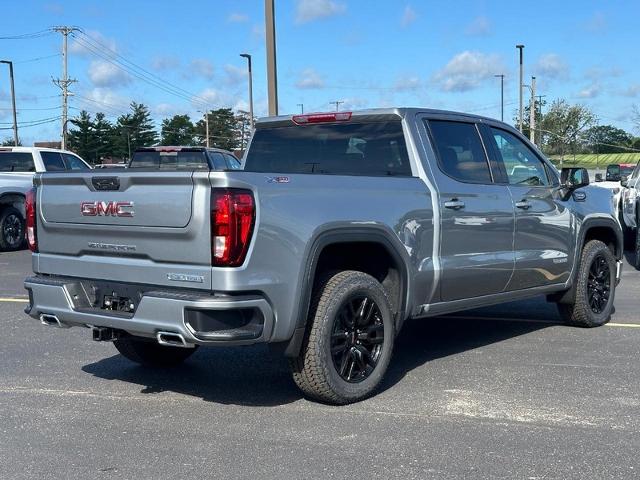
(425, 119, 515, 301)
(482, 125, 572, 290)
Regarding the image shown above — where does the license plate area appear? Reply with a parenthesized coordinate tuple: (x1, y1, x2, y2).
(74, 280, 145, 315)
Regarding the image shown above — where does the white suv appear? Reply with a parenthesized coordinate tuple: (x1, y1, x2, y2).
(0, 147, 91, 250)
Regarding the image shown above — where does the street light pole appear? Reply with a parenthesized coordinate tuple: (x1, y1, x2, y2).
(240, 53, 254, 130)
(265, 0, 278, 116)
(297, 103, 304, 114)
(204, 111, 210, 148)
(516, 44, 524, 133)
(494, 74, 504, 122)
(0, 60, 18, 145)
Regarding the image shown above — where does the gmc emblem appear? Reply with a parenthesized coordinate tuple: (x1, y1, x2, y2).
(81, 201, 135, 217)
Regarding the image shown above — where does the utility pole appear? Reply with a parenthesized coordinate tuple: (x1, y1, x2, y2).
(330, 101, 344, 111)
(204, 111, 210, 148)
(297, 103, 304, 114)
(529, 76, 536, 144)
(516, 44, 524, 133)
(265, 0, 278, 116)
(494, 74, 504, 122)
(240, 53, 254, 130)
(53, 26, 79, 150)
(0, 60, 18, 145)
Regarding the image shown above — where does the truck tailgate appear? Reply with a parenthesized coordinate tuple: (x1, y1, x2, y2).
(33, 170, 213, 290)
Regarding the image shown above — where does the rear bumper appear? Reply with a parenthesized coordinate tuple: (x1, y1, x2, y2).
(24, 275, 274, 346)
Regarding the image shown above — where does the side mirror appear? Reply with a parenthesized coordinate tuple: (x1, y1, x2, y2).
(595, 173, 603, 182)
(620, 175, 628, 187)
(561, 167, 589, 190)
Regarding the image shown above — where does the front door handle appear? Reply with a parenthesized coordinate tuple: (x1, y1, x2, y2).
(444, 199, 465, 210)
(515, 200, 531, 210)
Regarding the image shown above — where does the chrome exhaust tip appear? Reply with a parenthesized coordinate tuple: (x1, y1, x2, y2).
(39, 313, 70, 329)
(156, 331, 193, 348)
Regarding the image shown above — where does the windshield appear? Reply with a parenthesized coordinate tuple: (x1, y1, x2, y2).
(244, 121, 411, 176)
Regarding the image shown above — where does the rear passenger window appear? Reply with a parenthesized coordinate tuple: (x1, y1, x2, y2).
(428, 120, 492, 184)
(63, 153, 89, 170)
(225, 154, 241, 170)
(40, 152, 66, 171)
(0, 152, 35, 172)
(210, 153, 227, 170)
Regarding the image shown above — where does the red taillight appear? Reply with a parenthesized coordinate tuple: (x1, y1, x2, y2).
(292, 112, 352, 125)
(211, 189, 255, 267)
(25, 187, 37, 252)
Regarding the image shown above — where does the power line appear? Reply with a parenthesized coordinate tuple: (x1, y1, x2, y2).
(0, 30, 54, 40)
(71, 32, 214, 108)
(15, 53, 62, 64)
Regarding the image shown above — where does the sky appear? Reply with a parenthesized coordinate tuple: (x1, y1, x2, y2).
(1, 0, 639, 145)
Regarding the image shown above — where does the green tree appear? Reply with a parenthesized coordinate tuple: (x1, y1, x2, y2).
(1, 137, 21, 146)
(160, 114, 195, 145)
(68, 110, 97, 163)
(539, 99, 597, 156)
(583, 125, 633, 154)
(235, 110, 253, 153)
(93, 112, 114, 160)
(112, 102, 158, 159)
(195, 108, 238, 151)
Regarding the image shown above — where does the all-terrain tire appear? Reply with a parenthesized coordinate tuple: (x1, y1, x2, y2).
(113, 336, 198, 367)
(0, 206, 25, 251)
(290, 270, 395, 405)
(557, 240, 616, 327)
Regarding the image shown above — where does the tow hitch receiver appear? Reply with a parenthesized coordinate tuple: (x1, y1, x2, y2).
(92, 327, 120, 342)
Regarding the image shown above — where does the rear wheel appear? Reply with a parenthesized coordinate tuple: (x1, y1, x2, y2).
(113, 336, 198, 367)
(0, 207, 25, 251)
(557, 240, 616, 327)
(290, 270, 395, 404)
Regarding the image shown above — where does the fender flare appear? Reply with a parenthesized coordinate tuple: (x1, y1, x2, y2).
(284, 225, 412, 357)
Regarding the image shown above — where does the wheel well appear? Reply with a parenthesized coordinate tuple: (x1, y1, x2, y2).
(312, 241, 405, 318)
(584, 226, 619, 257)
(0, 193, 25, 217)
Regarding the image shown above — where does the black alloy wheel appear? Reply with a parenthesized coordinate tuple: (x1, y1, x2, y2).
(330, 296, 384, 383)
(0, 207, 25, 251)
(587, 254, 611, 314)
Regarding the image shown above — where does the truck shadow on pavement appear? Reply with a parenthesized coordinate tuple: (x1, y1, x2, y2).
(82, 315, 557, 407)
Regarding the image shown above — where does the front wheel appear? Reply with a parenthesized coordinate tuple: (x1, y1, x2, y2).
(114, 336, 198, 367)
(557, 239, 616, 327)
(0, 207, 25, 251)
(290, 270, 395, 405)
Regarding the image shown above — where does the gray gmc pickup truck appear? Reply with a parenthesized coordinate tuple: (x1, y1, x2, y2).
(24, 108, 623, 404)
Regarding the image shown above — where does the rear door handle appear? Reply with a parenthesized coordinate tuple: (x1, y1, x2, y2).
(444, 199, 465, 210)
(515, 200, 531, 210)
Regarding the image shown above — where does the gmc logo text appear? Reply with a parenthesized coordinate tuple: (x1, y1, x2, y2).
(81, 201, 135, 217)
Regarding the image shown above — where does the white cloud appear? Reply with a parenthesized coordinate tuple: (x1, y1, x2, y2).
(433, 51, 504, 92)
(340, 97, 368, 111)
(620, 84, 640, 98)
(69, 30, 117, 56)
(295, 0, 346, 24)
(151, 55, 180, 71)
(88, 60, 131, 87)
(465, 15, 491, 36)
(577, 83, 601, 99)
(227, 12, 249, 23)
(188, 59, 214, 80)
(393, 75, 421, 92)
(84, 87, 130, 112)
(295, 68, 325, 89)
(534, 53, 569, 79)
(194, 88, 223, 106)
(153, 103, 179, 116)
(400, 5, 417, 27)
(224, 64, 248, 85)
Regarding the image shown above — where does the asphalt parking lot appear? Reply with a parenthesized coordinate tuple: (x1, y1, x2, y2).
(1, 249, 639, 479)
